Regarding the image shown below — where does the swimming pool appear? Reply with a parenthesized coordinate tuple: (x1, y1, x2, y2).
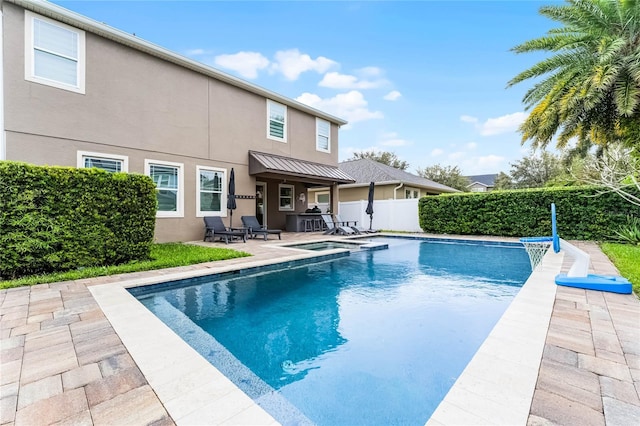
(133, 237, 531, 424)
(284, 239, 388, 251)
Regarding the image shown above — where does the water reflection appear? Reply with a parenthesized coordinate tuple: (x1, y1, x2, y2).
(157, 262, 347, 386)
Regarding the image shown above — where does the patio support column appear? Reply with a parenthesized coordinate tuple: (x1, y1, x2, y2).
(330, 182, 338, 215)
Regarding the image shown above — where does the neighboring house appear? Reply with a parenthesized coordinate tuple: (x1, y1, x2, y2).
(465, 174, 499, 192)
(308, 158, 458, 207)
(1, 0, 354, 242)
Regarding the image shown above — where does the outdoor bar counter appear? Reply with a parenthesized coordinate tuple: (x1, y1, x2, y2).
(285, 213, 324, 232)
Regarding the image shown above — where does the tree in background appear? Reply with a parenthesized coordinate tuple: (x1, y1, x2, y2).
(508, 0, 640, 151)
(579, 144, 640, 206)
(508, 151, 564, 189)
(349, 150, 409, 171)
(415, 164, 470, 191)
(493, 172, 514, 190)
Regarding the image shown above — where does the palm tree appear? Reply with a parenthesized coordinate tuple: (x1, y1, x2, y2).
(508, 0, 640, 151)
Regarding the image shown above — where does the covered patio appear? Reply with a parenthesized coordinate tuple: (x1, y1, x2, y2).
(247, 151, 354, 231)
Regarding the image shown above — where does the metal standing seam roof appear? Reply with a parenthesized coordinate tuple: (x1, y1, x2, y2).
(249, 151, 355, 184)
(338, 159, 460, 193)
(8, 0, 347, 127)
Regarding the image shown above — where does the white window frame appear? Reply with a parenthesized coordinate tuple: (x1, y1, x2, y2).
(196, 166, 227, 218)
(278, 184, 295, 211)
(267, 100, 287, 143)
(471, 186, 487, 192)
(145, 159, 184, 218)
(77, 151, 129, 173)
(316, 118, 331, 153)
(405, 187, 420, 199)
(315, 191, 330, 204)
(24, 11, 86, 94)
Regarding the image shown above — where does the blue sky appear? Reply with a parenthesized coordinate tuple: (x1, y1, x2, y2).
(53, 0, 559, 175)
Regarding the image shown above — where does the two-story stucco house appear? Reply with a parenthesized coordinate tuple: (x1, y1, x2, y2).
(1, 0, 354, 242)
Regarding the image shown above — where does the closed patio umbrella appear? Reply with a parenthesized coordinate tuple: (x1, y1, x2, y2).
(365, 181, 374, 231)
(227, 168, 237, 227)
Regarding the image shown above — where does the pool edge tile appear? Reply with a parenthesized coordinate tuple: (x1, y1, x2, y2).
(88, 283, 279, 426)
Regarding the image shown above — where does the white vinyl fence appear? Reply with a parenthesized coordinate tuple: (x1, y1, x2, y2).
(338, 198, 421, 232)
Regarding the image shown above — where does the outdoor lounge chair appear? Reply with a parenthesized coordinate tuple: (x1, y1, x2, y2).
(203, 216, 247, 244)
(334, 214, 365, 234)
(241, 216, 282, 240)
(321, 214, 356, 235)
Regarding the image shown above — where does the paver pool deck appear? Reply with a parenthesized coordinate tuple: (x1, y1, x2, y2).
(1, 233, 638, 425)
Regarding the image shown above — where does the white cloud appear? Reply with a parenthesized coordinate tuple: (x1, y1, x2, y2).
(383, 90, 402, 101)
(271, 49, 337, 80)
(480, 112, 527, 136)
(431, 148, 444, 157)
(214, 51, 269, 79)
(380, 138, 409, 147)
(449, 151, 465, 160)
(460, 115, 479, 124)
(461, 112, 527, 136)
(341, 145, 380, 156)
(319, 71, 387, 89)
(477, 154, 506, 168)
(466, 142, 477, 150)
(185, 48, 208, 56)
(358, 66, 383, 77)
(296, 90, 383, 125)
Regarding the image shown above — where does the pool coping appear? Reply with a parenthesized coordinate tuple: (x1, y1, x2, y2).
(87, 234, 559, 425)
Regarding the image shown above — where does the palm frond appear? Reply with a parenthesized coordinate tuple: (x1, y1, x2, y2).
(511, 34, 593, 53)
(507, 51, 594, 86)
(615, 72, 640, 115)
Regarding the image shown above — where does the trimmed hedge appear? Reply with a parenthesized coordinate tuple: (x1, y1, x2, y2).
(418, 186, 639, 240)
(0, 162, 157, 279)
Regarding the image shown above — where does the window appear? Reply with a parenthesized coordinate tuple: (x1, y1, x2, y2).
(471, 187, 487, 192)
(77, 151, 128, 173)
(25, 11, 86, 93)
(316, 119, 331, 152)
(196, 166, 226, 217)
(316, 191, 330, 204)
(267, 100, 287, 142)
(405, 188, 420, 199)
(145, 160, 184, 217)
(279, 184, 294, 211)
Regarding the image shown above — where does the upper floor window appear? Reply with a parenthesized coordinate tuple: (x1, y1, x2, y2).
(267, 100, 287, 142)
(145, 159, 184, 218)
(77, 151, 128, 173)
(25, 11, 86, 94)
(316, 119, 331, 153)
(196, 166, 226, 217)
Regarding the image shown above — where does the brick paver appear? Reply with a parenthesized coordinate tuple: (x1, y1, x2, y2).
(527, 241, 640, 426)
(2, 234, 639, 425)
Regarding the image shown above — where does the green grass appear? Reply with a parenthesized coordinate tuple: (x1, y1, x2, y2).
(600, 243, 640, 296)
(0, 243, 250, 290)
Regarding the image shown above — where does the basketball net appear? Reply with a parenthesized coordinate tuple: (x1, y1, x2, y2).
(520, 237, 553, 271)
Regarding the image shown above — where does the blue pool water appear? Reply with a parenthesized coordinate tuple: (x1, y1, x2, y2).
(134, 237, 531, 425)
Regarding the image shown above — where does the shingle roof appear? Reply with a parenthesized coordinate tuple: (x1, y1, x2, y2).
(338, 159, 459, 193)
(465, 174, 498, 187)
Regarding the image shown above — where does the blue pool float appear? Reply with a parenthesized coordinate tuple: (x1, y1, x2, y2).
(555, 274, 632, 294)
